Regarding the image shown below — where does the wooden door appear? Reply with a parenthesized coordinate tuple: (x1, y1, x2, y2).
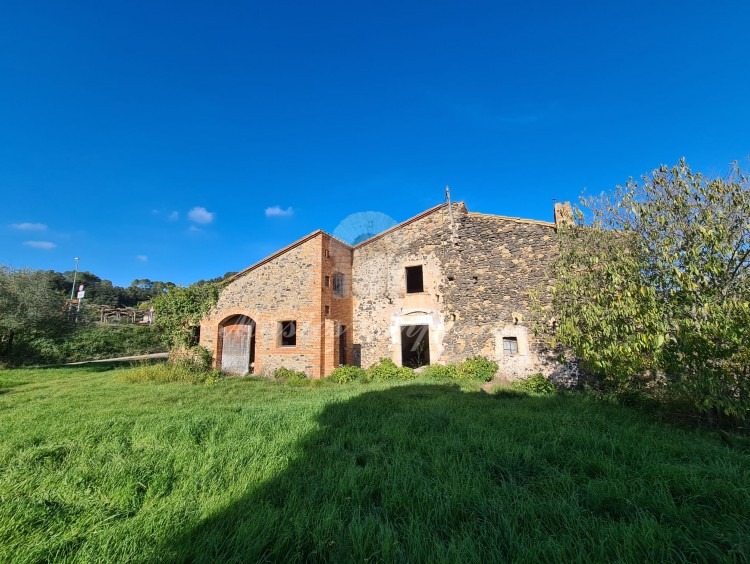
(221, 317, 254, 375)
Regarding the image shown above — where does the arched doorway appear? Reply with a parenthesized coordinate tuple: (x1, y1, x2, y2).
(219, 315, 256, 375)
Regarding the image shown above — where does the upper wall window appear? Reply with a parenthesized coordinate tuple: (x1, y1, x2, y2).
(324, 275, 330, 287)
(503, 336, 519, 355)
(333, 273, 345, 297)
(279, 320, 297, 347)
(405, 265, 424, 293)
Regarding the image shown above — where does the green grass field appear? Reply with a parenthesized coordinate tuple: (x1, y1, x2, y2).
(1, 365, 748, 562)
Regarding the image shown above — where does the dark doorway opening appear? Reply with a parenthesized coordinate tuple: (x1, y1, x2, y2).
(401, 325, 430, 368)
(338, 324, 347, 366)
(220, 315, 256, 375)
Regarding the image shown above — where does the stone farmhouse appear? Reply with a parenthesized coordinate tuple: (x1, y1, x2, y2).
(199, 201, 572, 379)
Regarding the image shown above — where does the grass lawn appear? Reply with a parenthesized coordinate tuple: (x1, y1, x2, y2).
(1, 365, 748, 562)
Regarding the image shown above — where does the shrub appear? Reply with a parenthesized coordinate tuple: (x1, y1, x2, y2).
(273, 367, 308, 381)
(328, 365, 367, 384)
(457, 356, 498, 381)
(512, 373, 556, 396)
(169, 345, 213, 371)
(421, 364, 459, 380)
(152, 283, 219, 348)
(366, 358, 416, 381)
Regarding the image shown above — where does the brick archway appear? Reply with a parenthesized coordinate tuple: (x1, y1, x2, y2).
(218, 314, 256, 375)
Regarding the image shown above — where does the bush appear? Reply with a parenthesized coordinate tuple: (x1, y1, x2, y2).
(457, 356, 498, 381)
(366, 358, 416, 381)
(328, 365, 367, 384)
(152, 283, 219, 348)
(273, 367, 308, 381)
(169, 346, 213, 371)
(512, 373, 556, 396)
(421, 364, 459, 379)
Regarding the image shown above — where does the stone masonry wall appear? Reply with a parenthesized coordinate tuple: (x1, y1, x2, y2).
(352, 205, 561, 379)
(200, 233, 324, 377)
(440, 213, 559, 379)
(352, 206, 454, 368)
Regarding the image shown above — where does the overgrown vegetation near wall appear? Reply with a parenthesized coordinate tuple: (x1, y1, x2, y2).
(152, 283, 219, 349)
(535, 159, 750, 424)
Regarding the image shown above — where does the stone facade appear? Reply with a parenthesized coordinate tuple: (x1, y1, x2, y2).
(201, 202, 569, 379)
(200, 231, 352, 378)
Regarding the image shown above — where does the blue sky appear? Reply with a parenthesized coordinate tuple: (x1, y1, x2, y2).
(2, 1, 749, 286)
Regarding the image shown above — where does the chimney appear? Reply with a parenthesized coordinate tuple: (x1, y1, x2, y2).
(554, 201, 573, 228)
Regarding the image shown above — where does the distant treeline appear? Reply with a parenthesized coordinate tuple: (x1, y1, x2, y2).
(45, 271, 237, 308)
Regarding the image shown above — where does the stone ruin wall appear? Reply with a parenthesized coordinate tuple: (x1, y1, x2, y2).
(439, 212, 562, 380)
(352, 206, 453, 369)
(353, 206, 565, 380)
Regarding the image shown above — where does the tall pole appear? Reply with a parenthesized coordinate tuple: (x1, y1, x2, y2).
(70, 257, 80, 300)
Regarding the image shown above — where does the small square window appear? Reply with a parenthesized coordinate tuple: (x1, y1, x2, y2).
(280, 320, 297, 347)
(405, 265, 424, 293)
(503, 337, 518, 355)
(333, 273, 345, 297)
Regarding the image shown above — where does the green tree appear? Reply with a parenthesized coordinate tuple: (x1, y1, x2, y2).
(544, 159, 750, 419)
(0, 266, 68, 358)
(152, 282, 219, 349)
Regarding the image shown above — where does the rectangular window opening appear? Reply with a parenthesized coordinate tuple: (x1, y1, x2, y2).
(324, 275, 330, 287)
(324, 305, 330, 316)
(503, 336, 519, 355)
(280, 320, 297, 347)
(405, 265, 424, 293)
(333, 273, 345, 297)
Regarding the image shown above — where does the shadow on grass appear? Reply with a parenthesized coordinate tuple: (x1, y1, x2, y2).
(161, 383, 748, 562)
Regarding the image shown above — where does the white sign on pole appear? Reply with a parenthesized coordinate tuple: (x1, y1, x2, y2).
(77, 291, 85, 299)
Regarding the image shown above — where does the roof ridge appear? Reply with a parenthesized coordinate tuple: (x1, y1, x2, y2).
(353, 202, 461, 248)
(467, 212, 555, 227)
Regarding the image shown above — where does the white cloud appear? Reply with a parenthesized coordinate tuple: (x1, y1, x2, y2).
(188, 225, 202, 233)
(188, 206, 215, 224)
(265, 205, 294, 218)
(11, 222, 47, 231)
(136, 255, 148, 262)
(168, 211, 179, 221)
(23, 240, 56, 250)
